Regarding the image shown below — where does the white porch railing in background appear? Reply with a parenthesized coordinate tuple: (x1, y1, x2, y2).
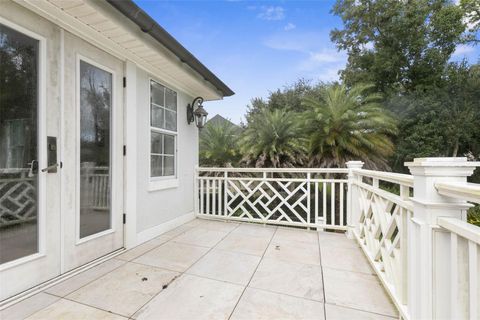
(195, 158, 480, 320)
(0, 168, 36, 227)
(80, 166, 110, 210)
(196, 167, 349, 230)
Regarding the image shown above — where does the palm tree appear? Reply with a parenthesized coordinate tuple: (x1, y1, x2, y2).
(240, 108, 306, 168)
(302, 83, 397, 169)
(199, 121, 240, 167)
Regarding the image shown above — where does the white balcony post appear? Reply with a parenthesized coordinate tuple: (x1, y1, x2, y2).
(405, 157, 477, 319)
(346, 160, 364, 238)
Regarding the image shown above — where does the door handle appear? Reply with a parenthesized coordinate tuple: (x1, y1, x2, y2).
(27, 160, 38, 177)
(41, 163, 59, 173)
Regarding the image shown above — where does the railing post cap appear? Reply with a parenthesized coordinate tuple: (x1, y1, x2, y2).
(346, 161, 364, 169)
(405, 157, 480, 177)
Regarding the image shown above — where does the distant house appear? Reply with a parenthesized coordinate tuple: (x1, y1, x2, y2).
(202, 114, 242, 134)
(0, 0, 233, 300)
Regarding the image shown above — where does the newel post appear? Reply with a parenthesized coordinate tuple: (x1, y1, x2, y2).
(405, 157, 476, 319)
(346, 160, 364, 238)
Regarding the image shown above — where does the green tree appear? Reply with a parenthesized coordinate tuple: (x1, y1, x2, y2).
(330, 0, 472, 94)
(302, 84, 397, 169)
(199, 121, 240, 167)
(245, 79, 326, 120)
(240, 108, 306, 168)
(390, 62, 480, 172)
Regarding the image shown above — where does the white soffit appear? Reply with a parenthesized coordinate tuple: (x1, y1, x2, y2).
(15, 0, 222, 100)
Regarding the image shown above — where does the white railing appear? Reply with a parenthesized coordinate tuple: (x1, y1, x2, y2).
(350, 168, 413, 318)
(196, 167, 349, 230)
(433, 180, 480, 319)
(80, 166, 109, 210)
(195, 158, 480, 320)
(0, 168, 36, 227)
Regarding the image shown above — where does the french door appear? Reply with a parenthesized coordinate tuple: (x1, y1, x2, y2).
(61, 32, 124, 272)
(0, 19, 61, 300)
(0, 21, 124, 301)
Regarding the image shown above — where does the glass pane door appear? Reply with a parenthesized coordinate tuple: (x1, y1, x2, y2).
(0, 23, 39, 264)
(79, 60, 112, 239)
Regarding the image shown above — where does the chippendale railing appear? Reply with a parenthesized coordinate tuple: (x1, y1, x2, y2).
(0, 168, 36, 227)
(196, 167, 349, 230)
(195, 158, 480, 320)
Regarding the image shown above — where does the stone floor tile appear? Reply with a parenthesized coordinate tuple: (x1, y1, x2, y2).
(320, 246, 374, 274)
(273, 227, 319, 245)
(0, 293, 59, 320)
(66, 262, 179, 317)
(187, 249, 260, 285)
(25, 299, 127, 320)
(323, 268, 397, 317)
(230, 288, 325, 320)
(216, 233, 271, 256)
(172, 227, 229, 247)
(318, 231, 359, 249)
(265, 240, 320, 266)
(133, 274, 244, 320)
(194, 219, 240, 233)
(325, 304, 396, 319)
(133, 241, 209, 272)
(231, 223, 277, 239)
(46, 259, 126, 297)
(249, 257, 324, 301)
(116, 236, 170, 261)
(160, 223, 195, 239)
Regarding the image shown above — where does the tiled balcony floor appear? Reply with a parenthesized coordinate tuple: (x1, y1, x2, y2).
(1, 219, 398, 320)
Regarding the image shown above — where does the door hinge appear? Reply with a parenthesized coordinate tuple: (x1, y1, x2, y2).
(123, 213, 126, 224)
(123, 145, 126, 156)
(123, 77, 126, 88)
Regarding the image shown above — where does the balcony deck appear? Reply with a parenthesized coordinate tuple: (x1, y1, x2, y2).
(1, 219, 397, 320)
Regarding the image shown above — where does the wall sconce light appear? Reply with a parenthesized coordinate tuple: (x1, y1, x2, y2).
(187, 96, 208, 129)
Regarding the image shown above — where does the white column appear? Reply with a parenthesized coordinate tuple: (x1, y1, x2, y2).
(124, 60, 137, 249)
(405, 157, 476, 319)
(346, 160, 364, 238)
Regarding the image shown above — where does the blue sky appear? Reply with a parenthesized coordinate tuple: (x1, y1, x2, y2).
(134, 1, 479, 124)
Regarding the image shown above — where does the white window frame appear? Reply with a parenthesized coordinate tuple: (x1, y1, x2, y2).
(148, 78, 179, 191)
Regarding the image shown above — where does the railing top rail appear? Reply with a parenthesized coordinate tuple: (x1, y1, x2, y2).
(353, 168, 414, 187)
(196, 167, 349, 173)
(438, 217, 480, 245)
(435, 181, 480, 204)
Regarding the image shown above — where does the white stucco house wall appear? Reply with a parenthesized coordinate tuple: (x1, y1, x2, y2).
(0, 0, 233, 301)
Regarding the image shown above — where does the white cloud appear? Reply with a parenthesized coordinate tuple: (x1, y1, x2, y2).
(284, 23, 296, 31)
(453, 44, 475, 56)
(257, 6, 285, 21)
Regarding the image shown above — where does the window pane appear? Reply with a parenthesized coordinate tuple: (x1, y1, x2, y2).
(151, 155, 163, 177)
(165, 88, 177, 111)
(151, 81, 164, 106)
(164, 156, 175, 176)
(151, 131, 163, 154)
(0, 23, 39, 264)
(79, 60, 112, 239)
(165, 110, 177, 131)
(151, 105, 164, 129)
(164, 134, 175, 155)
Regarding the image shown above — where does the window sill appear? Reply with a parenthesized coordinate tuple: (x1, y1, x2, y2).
(148, 178, 179, 192)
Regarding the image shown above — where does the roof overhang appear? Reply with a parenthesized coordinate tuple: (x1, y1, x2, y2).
(13, 0, 234, 101)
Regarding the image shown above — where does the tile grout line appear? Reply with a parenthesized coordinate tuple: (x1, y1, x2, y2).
(226, 225, 278, 320)
(318, 231, 328, 320)
(128, 220, 242, 319)
(323, 302, 398, 319)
